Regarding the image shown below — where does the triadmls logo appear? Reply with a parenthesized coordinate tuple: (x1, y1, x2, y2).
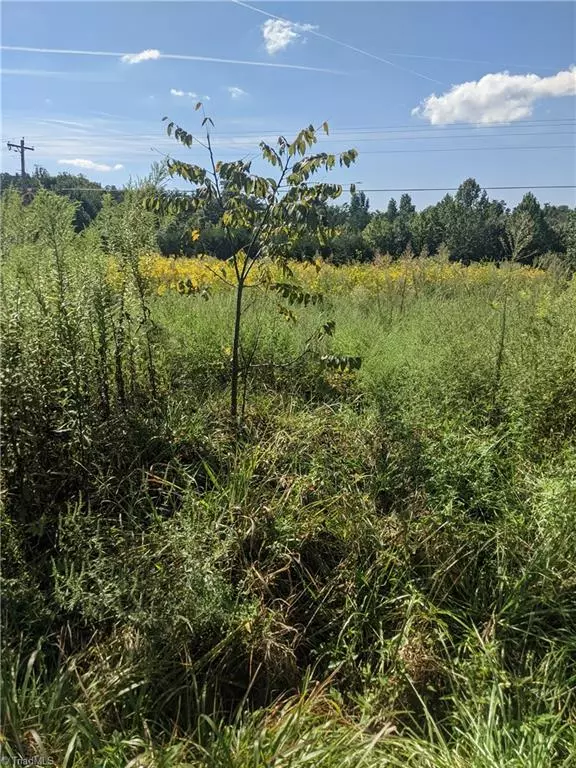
(0, 731, 54, 765)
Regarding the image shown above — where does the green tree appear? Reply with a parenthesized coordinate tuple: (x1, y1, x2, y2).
(382, 194, 414, 256)
(542, 204, 571, 253)
(51, 173, 104, 230)
(514, 192, 555, 258)
(501, 211, 537, 262)
(434, 179, 506, 263)
(561, 209, 576, 271)
(328, 231, 374, 264)
(409, 207, 444, 256)
(386, 197, 398, 222)
(1, 166, 122, 230)
(146, 109, 359, 423)
(398, 193, 416, 219)
(319, 202, 349, 228)
(346, 190, 371, 231)
(455, 177, 482, 208)
(363, 213, 395, 255)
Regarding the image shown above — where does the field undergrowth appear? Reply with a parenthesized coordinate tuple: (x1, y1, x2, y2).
(1, 189, 576, 766)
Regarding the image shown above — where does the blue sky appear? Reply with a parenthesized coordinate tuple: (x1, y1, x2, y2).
(2, 1, 575, 210)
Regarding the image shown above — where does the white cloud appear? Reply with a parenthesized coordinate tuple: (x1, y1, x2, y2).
(228, 86, 247, 99)
(261, 19, 317, 55)
(58, 158, 124, 172)
(121, 49, 161, 65)
(412, 66, 576, 125)
(170, 88, 198, 97)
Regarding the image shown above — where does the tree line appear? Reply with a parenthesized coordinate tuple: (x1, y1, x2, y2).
(150, 176, 576, 270)
(2, 166, 574, 269)
(0, 166, 123, 231)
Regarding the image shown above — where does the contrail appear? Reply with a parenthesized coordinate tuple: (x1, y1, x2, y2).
(370, 52, 560, 72)
(235, 2, 561, 76)
(0, 45, 344, 75)
(0, 67, 118, 81)
(233, 0, 446, 85)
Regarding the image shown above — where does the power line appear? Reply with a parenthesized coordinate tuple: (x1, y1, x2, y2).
(27, 139, 576, 163)
(13, 117, 576, 144)
(357, 145, 575, 155)
(315, 131, 576, 144)
(160, 118, 576, 137)
(342, 185, 576, 193)
(34, 129, 576, 145)
(44, 184, 576, 193)
(19, 137, 576, 161)
(14, 119, 576, 146)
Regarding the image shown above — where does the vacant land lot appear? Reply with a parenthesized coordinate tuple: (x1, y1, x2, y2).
(2, 190, 575, 766)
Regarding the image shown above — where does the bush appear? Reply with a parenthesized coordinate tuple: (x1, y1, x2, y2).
(327, 231, 374, 264)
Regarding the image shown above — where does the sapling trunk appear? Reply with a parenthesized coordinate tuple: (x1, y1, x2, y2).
(230, 277, 245, 422)
(151, 113, 358, 425)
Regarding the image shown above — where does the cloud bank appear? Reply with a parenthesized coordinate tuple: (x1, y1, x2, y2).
(58, 158, 124, 172)
(262, 19, 316, 55)
(412, 66, 576, 124)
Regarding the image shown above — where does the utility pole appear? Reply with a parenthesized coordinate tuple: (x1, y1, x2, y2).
(7, 137, 35, 190)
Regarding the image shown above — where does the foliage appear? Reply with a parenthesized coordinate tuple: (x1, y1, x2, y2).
(7, 165, 572, 268)
(137, 252, 548, 298)
(2, 135, 576, 767)
(501, 210, 537, 262)
(0, 189, 161, 531)
(363, 213, 395, 255)
(145, 110, 360, 421)
(344, 190, 371, 232)
(1, 166, 122, 230)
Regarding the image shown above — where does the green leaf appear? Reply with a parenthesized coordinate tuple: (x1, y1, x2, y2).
(272, 282, 323, 307)
(322, 321, 335, 337)
(177, 279, 212, 299)
(320, 354, 362, 372)
(277, 304, 298, 324)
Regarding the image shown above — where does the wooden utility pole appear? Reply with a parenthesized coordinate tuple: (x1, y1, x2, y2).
(7, 137, 35, 190)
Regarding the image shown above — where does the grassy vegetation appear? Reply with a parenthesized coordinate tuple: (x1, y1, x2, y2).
(2, 188, 576, 766)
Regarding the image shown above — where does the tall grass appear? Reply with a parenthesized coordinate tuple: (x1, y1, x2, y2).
(1, 191, 575, 766)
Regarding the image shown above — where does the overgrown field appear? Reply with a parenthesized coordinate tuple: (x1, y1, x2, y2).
(2, 189, 576, 767)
